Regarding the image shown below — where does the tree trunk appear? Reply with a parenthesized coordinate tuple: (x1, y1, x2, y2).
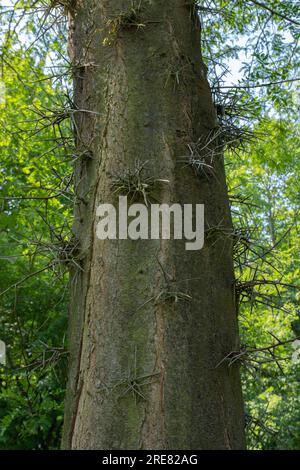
(62, 0, 245, 450)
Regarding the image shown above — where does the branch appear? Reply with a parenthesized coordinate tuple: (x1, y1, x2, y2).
(0, 263, 53, 297)
(216, 336, 300, 368)
(0, 194, 62, 201)
(245, 336, 300, 355)
(213, 78, 300, 90)
(247, 0, 300, 27)
(238, 280, 300, 290)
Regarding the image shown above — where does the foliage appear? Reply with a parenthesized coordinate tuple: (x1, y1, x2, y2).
(0, 49, 70, 449)
(227, 118, 300, 449)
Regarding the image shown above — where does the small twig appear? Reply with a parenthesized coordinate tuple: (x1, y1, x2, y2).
(0, 263, 53, 297)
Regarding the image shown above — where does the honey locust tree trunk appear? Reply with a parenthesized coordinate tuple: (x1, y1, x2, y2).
(62, 0, 246, 450)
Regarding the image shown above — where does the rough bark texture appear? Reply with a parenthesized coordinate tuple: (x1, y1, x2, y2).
(62, 0, 246, 450)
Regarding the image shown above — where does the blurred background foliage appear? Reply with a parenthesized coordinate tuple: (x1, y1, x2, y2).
(0, 0, 299, 449)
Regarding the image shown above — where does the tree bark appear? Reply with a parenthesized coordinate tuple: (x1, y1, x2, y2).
(62, 0, 246, 450)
